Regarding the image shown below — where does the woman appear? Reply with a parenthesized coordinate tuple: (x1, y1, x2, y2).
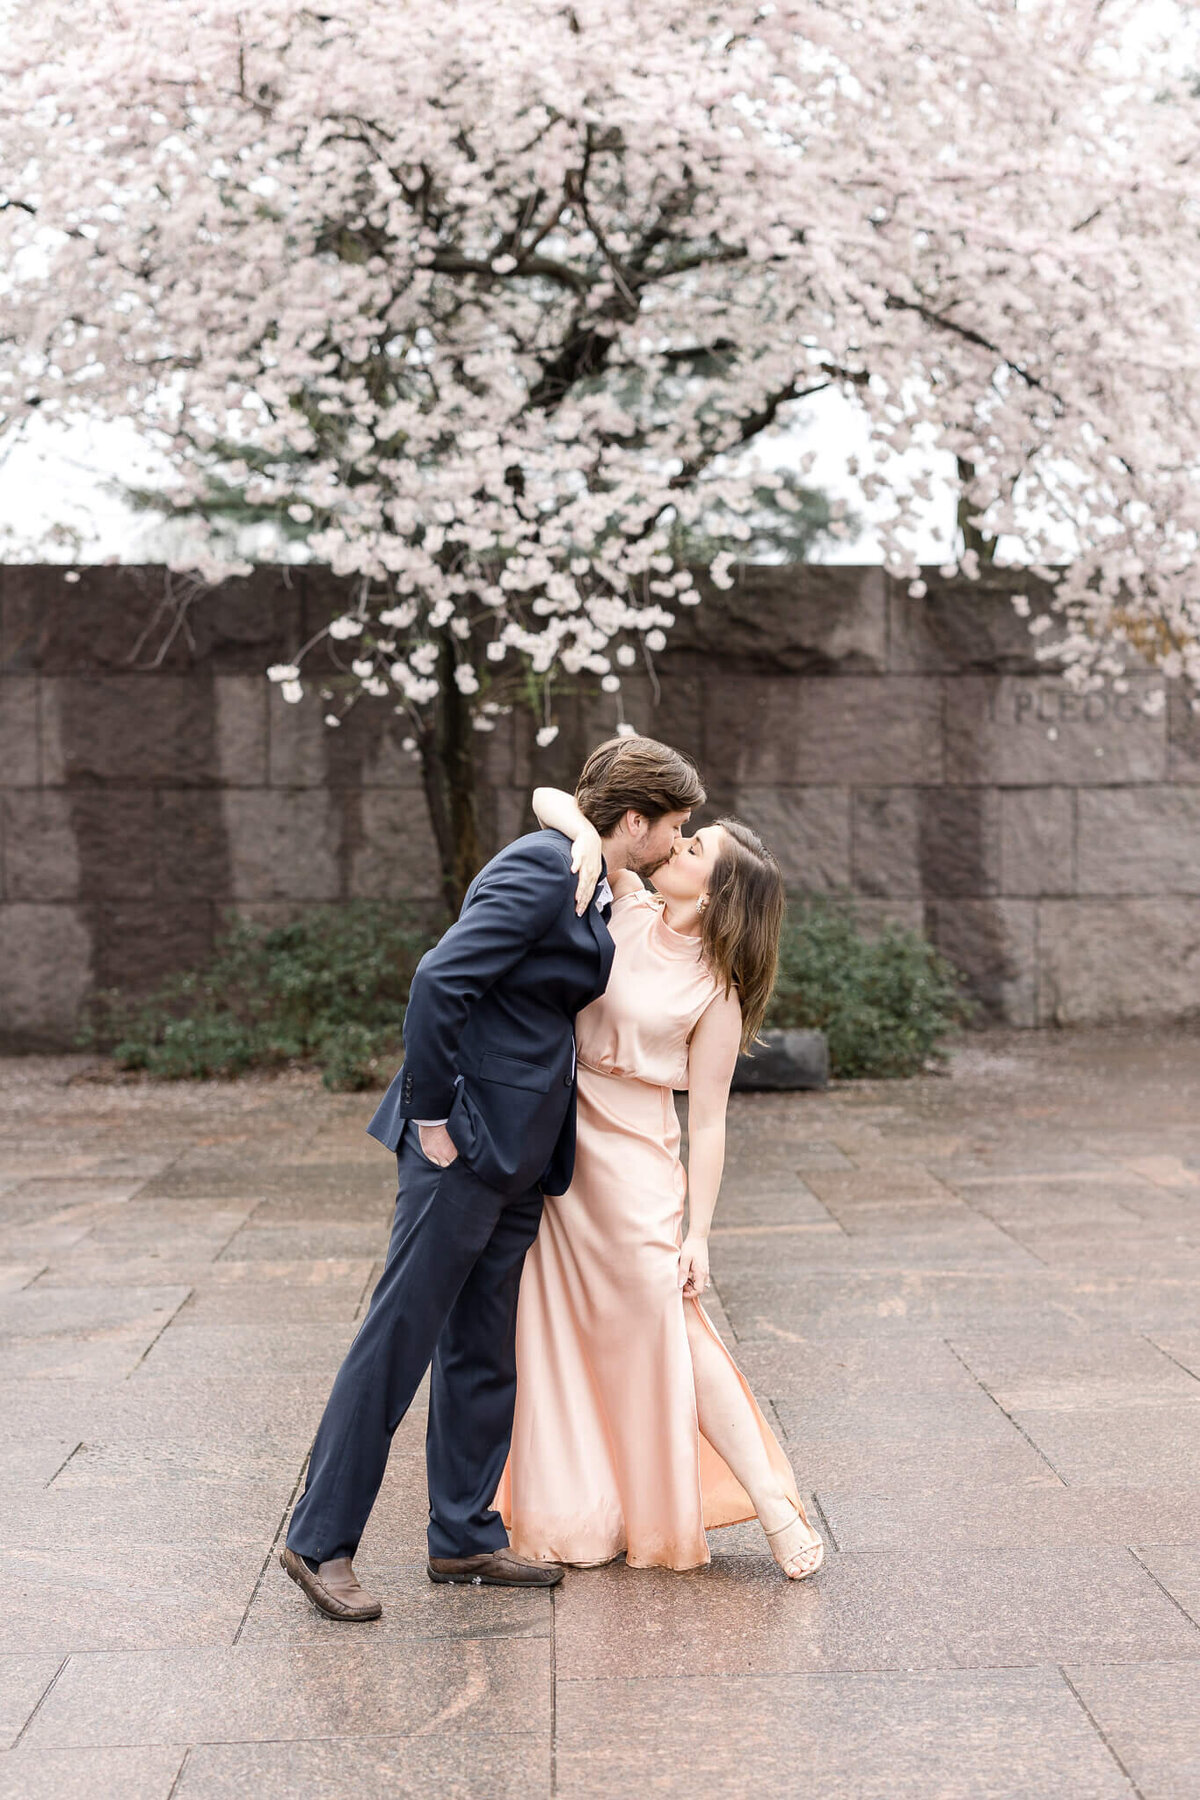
(495, 789, 823, 1580)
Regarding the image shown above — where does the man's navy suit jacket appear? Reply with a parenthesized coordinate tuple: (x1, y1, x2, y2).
(367, 829, 616, 1197)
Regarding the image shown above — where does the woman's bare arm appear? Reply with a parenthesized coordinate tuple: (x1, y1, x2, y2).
(531, 786, 602, 913)
(678, 987, 743, 1296)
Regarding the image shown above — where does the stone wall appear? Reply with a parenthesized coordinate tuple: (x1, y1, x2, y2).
(2, 562, 1199, 1047)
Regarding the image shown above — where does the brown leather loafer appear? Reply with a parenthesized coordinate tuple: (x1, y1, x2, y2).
(427, 1547, 565, 1587)
(280, 1547, 382, 1620)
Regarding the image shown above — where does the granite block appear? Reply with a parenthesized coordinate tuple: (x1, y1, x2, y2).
(0, 1745, 185, 1800)
(0, 1655, 64, 1751)
(0, 792, 81, 901)
(153, 792, 234, 901)
(706, 676, 943, 785)
(919, 787, 1002, 896)
(0, 1334, 156, 1381)
(214, 1223, 386, 1263)
(213, 677, 269, 788)
(851, 787, 921, 896)
(672, 565, 889, 673)
(1037, 899, 1200, 1025)
(821, 1485, 1200, 1552)
(924, 897, 1036, 1024)
(0, 677, 39, 788)
(25, 1639, 551, 1747)
(40, 676, 225, 787)
(887, 573, 1060, 674)
(0, 904, 92, 1044)
(137, 1321, 357, 1380)
(553, 1546, 1200, 1680)
(175, 1735, 548, 1800)
(948, 1327, 1200, 1409)
(1067, 1660, 1200, 1800)
(347, 790, 444, 901)
(556, 1667, 1133, 1799)
(0, 1542, 268, 1653)
(999, 786, 1076, 894)
(1077, 787, 1200, 894)
(0, 1480, 291, 1551)
(1132, 1546, 1200, 1628)
(945, 674, 1167, 785)
(717, 1267, 1089, 1343)
(1167, 682, 1200, 784)
(87, 898, 217, 997)
(728, 787, 851, 889)
(1012, 1400, 1200, 1487)
(221, 790, 340, 902)
(0, 1285, 189, 1339)
(172, 1260, 374, 1324)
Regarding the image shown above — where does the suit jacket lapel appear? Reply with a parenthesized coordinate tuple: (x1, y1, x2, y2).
(586, 863, 616, 991)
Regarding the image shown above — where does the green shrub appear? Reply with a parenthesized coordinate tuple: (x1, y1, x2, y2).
(81, 905, 437, 1091)
(82, 894, 969, 1090)
(765, 897, 973, 1078)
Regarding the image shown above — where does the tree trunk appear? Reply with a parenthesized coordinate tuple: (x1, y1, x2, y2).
(417, 630, 484, 918)
(956, 456, 999, 566)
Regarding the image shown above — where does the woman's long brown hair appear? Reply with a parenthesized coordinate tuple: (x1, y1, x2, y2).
(699, 818, 786, 1054)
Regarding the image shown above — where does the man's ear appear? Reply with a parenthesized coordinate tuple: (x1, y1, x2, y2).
(624, 809, 647, 839)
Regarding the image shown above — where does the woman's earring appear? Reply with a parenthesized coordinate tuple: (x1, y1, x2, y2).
(697, 895, 708, 916)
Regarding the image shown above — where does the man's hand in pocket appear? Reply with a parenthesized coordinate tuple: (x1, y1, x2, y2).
(418, 1123, 459, 1168)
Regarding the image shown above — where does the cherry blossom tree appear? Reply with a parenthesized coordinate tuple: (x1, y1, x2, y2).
(2, 0, 1198, 908)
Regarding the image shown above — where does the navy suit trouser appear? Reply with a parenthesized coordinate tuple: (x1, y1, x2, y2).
(286, 1130, 544, 1563)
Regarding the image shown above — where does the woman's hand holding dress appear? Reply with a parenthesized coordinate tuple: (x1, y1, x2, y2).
(678, 1232, 710, 1297)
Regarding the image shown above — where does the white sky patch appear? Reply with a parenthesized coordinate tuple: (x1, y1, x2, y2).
(0, 397, 973, 567)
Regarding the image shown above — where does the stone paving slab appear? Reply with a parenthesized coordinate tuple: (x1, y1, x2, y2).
(134, 1321, 358, 1380)
(6, 1031, 1200, 1795)
(0, 1653, 63, 1750)
(1066, 1661, 1200, 1800)
(552, 1546, 1200, 1679)
(820, 1486, 1200, 1551)
(554, 1668, 1135, 1799)
(947, 1326, 1200, 1409)
(22, 1639, 551, 1748)
(1011, 1400, 1200, 1488)
(1129, 1544, 1200, 1624)
(719, 1264, 1115, 1341)
(0, 1745, 186, 1800)
(173, 1735, 550, 1800)
(0, 1544, 271, 1653)
(0, 1480, 292, 1550)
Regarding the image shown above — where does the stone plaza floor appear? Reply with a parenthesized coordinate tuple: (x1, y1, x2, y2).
(3, 1030, 1200, 1797)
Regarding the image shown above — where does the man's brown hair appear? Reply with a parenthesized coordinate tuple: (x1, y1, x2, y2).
(574, 735, 705, 837)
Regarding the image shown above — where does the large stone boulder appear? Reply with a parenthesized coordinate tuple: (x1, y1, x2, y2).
(732, 1028, 829, 1091)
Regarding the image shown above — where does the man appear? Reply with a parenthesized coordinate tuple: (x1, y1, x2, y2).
(282, 735, 706, 1618)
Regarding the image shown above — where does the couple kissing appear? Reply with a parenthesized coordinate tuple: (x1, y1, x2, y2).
(281, 734, 823, 1622)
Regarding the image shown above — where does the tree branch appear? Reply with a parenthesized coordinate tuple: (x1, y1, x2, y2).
(884, 293, 1051, 395)
(429, 248, 589, 294)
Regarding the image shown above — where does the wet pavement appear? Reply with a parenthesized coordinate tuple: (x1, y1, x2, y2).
(2, 1029, 1200, 1798)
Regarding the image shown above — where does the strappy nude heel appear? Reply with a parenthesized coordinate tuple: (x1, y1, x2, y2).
(764, 1503, 825, 1581)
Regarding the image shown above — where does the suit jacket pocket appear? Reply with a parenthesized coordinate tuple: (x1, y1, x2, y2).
(476, 1051, 552, 1093)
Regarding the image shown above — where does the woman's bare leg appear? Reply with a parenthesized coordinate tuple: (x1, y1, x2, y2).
(684, 1304, 821, 1572)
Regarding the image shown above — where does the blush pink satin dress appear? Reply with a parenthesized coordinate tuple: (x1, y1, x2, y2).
(496, 887, 800, 1570)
